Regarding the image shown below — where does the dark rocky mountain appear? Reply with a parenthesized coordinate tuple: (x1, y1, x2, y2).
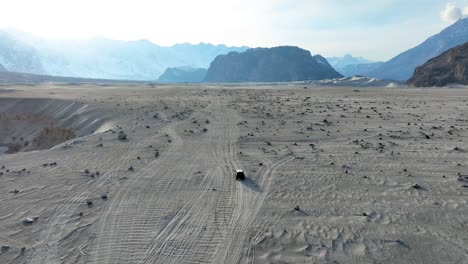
(371, 18, 468, 81)
(204, 46, 342, 83)
(338, 62, 384, 77)
(157, 66, 207, 83)
(408, 42, 468, 87)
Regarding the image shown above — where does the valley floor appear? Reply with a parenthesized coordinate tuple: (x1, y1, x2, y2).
(0, 83, 467, 264)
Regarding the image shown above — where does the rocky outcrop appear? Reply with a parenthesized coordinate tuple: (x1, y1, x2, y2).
(408, 42, 468, 87)
(371, 18, 468, 81)
(157, 66, 207, 83)
(204, 46, 342, 83)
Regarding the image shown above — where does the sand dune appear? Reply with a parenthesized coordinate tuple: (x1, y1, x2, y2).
(0, 83, 467, 264)
(0, 98, 112, 153)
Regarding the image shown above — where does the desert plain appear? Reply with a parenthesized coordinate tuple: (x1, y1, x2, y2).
(0, 83, 468, 264)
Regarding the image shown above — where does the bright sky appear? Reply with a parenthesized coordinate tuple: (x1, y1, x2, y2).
(1, 0, 467, 61)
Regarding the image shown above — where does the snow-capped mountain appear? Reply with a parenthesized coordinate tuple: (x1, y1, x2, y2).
(371, 18, 468, 81)
(327, 54, 374, 69)
(338, 62, 384, 77)
(0, 32, 45, 74)
(326, 54, 382, 77)
(0, 30, 248, 80)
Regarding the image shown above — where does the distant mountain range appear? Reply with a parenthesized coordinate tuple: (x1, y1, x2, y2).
(326, 54, 383, 77)
(327, 54, 374, 69)
(338, 62, 384, 77)
(157, 66, 207, 83)
(408, 42, 468, 87)
(1, 18, 466, 83)
(204, 46, 342, 83)
(371, 18, 468, 81)
(0, 32, 45, 74)
(0, 30, 247, 80)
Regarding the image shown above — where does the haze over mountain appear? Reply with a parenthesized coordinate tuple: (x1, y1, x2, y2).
(408, 42, 468, 87)
(0, 30, 248, 80)
(338, 62, 385, 77)
(204, 46, 342, 83)
(157, 66, 207, 83)
(326, 54, 374, 69)
(326, 54, 383, 77)
(0, 63, 6, 72)
(371, 18, 468, 81)
(0, 32, 45, 74)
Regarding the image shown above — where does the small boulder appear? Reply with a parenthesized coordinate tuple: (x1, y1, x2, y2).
(1, 245, 10, 251)
(23, 218, 34, 224)
(118, 132, 127, 141)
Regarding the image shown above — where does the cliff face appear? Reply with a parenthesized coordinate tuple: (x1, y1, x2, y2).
(408, 42, 468, 87)
(204, 46, 342, 83)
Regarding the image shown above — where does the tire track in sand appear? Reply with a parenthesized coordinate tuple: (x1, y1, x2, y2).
(29, 114, 173, 264)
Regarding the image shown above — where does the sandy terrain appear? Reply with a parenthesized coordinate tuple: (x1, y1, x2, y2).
(0, 83, 467, 264)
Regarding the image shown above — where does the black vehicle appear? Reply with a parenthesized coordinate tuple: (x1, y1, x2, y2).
(235, 169, 245, 181)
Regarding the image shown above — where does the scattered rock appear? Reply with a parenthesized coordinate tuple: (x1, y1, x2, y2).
(23, 217, 34, 224)
(1, 245, 10, 251)
(118, 132, 127, 141)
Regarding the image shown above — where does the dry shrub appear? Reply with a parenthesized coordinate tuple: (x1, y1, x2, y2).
(26, 126, 76, 151)
(6, 142, 22, 153)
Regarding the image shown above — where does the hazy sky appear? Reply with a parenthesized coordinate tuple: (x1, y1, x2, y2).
(1, 0, 467, 61)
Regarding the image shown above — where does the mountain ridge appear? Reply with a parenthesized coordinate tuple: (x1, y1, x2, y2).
(0, 30, 248, 80)
(371, 18, 468, 81)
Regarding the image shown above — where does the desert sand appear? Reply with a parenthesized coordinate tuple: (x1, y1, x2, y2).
(0, 83, 467, 264)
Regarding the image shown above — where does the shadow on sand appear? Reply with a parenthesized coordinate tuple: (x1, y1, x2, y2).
(240, 177, 263, 192)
